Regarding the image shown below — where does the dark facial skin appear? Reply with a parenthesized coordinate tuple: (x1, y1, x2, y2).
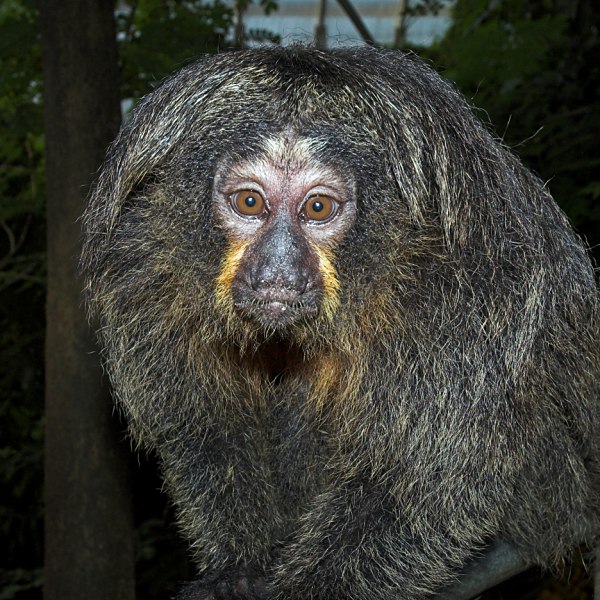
(213, 138, 356, 330)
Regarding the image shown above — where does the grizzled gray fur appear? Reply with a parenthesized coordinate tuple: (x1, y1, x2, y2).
(81, 46, 600, 599)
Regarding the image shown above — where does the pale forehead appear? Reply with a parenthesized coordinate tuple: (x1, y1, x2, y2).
(259, 134, 328, 168)
(224, 133, 352, 189)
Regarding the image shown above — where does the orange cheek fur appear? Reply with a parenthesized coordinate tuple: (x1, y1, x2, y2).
(313, 245, 341, 322)
(214, 240, 250, 307)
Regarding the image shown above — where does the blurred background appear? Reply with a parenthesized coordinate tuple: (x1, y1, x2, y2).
(1, 0, 598, 598)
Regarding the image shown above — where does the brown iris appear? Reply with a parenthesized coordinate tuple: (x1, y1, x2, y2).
(302, 195, 337, 222)
(232, 190, 266, 217)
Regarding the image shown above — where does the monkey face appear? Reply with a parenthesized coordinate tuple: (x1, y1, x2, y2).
(212, 135, 356, 332)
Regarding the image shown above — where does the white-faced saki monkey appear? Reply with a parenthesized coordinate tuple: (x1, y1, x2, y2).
(81, 46, 599, 600)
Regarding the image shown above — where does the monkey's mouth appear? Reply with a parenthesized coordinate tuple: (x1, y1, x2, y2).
(231, 288, 320, 330)
(259, 300, 295, 320)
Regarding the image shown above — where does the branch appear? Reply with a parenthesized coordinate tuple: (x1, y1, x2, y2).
(438, 541, 528, 600)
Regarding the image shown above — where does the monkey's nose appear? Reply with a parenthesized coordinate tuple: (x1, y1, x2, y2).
(250, 259, 309, 302)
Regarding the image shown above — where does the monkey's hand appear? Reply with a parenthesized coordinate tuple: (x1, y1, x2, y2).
(176, 570, 268, 600)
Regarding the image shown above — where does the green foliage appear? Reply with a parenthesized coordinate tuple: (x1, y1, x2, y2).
(117, 0, 280, 100)
(117, 0, 234, 99)
(426, 0, 600, 256)
(0, 0, 45, 288)
(0, 0, 45, 597)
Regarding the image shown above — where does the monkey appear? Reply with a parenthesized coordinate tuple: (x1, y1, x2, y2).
(81, 45, 600, 600)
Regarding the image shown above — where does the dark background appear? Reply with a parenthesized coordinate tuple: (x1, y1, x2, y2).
(1, 0, 598, 598)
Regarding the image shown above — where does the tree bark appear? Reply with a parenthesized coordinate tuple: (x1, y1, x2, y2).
(40, 1, 135, 599)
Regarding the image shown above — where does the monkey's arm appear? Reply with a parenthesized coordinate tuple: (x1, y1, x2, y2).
(157, 419, 278, 598)
(268, 467, 505, 599)
(266, 380, 579, 600)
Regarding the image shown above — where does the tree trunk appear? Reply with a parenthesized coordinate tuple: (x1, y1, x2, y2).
(40, 1, 135, 599)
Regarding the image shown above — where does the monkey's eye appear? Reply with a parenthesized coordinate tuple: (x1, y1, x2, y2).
(231, 190, 266, 218)
(301, 195, 338, 223)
